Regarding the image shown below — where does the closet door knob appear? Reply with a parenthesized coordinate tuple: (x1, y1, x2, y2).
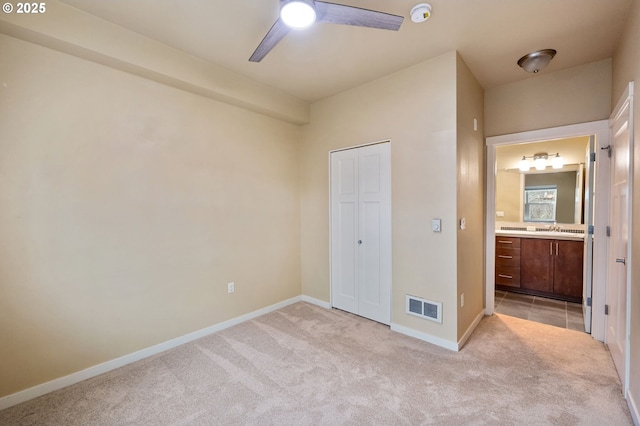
(358, 240, 363, 245)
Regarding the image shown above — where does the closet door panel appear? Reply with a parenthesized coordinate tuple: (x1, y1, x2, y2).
(331, 152, 359, 313)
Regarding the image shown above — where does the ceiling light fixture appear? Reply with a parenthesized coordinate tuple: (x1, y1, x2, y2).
(517, 49, 557, 73)
(410, 3, 432, 23)
(280, 0, 317, 29)
(533, 155, 547, 171)
(518, 152, 563, 172)
(551, 153, 564, 169)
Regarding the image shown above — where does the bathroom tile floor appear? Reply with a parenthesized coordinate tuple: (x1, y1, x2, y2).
(495, 290, 585, 332)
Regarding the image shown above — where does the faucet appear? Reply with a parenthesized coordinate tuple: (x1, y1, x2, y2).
(546, 222, 562, 232)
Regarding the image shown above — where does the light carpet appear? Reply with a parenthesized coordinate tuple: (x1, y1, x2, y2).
(0, 302, 633, 425)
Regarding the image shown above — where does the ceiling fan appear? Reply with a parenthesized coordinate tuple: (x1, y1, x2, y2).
(249, 0, 404, 62)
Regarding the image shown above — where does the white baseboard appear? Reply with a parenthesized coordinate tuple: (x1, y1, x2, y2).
(629, 388, 639, 426)
(390, 323, 458, 352)
(301, 295, 332, 309)
(457, 310, 485, 350)
(0, 296, 302, 411)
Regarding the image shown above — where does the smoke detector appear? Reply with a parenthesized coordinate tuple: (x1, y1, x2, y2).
(410, 3, 432, 23)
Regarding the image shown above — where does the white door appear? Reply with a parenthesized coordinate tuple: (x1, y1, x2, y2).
(582, 136, 595, 333)
(330, 142, 391, 325)
(606, 82, 633, 389)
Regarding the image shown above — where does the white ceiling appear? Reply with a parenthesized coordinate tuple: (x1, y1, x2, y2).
(59, 0, 631, 103)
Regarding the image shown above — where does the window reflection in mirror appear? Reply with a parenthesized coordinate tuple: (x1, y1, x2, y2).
(524, 186, 557, 222)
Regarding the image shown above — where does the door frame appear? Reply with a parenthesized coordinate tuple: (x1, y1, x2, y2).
(583, 135, 596, 333)
(485, 121, 610, 342)
(328, 139, 393, 324)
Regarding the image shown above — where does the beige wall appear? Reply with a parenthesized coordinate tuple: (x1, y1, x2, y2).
(301, 52, 460, 344)
(612, 0, 640, 415)
(496, 171, 521, 222)
(0, 34, 301, 397)
(455, 54, 485, 340)
(485, 59, 612, 137)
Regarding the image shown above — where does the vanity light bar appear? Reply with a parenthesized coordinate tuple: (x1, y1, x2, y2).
(519, 152, 564, 171)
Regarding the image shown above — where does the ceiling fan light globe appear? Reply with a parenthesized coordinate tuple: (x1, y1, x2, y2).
(281, 0, 316, 29)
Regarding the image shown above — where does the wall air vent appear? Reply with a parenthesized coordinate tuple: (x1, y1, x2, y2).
(406, 295, 442, 323)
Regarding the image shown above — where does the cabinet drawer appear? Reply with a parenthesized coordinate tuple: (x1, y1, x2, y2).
(495, 266, 521, 287)
(496, 237, 521, 249)
(496, 247, 520, 267)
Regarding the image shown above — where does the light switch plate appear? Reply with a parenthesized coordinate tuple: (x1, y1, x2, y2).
(432, 219, 441, 233)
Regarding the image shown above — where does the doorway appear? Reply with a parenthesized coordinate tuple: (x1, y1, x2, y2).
(485, 121, 611, 342)
(330, 141, 392, 325)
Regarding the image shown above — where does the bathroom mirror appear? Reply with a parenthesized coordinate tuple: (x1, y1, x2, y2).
(495, 137, 590, 225)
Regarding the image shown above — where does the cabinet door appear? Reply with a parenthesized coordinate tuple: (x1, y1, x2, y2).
(520, 238, 553, 293)
(553, 240, 583, 299)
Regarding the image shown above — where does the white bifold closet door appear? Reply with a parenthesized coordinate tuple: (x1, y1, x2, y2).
(330, 142, 391, 325)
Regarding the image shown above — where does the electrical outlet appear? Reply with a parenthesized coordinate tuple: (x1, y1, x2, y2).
(227, 282, 235, 294)
(461, 293, 465, 307)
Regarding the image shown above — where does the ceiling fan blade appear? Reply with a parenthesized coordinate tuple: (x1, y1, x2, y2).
(316, 1, 403, 31)
(249, 18, 291, 62)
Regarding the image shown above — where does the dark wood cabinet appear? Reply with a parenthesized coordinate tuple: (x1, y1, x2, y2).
(520, 238, 553, 293)
(552, 240, 584, 298)
(520, 238, 583, 301)
(495, 237, 521, 288)
(497, 236, 583, 302)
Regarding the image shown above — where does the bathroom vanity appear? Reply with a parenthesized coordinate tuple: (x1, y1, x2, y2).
(495, 230, 584, 303)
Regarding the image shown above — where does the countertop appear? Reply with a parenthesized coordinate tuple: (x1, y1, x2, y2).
(495, 229, 585, 241)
